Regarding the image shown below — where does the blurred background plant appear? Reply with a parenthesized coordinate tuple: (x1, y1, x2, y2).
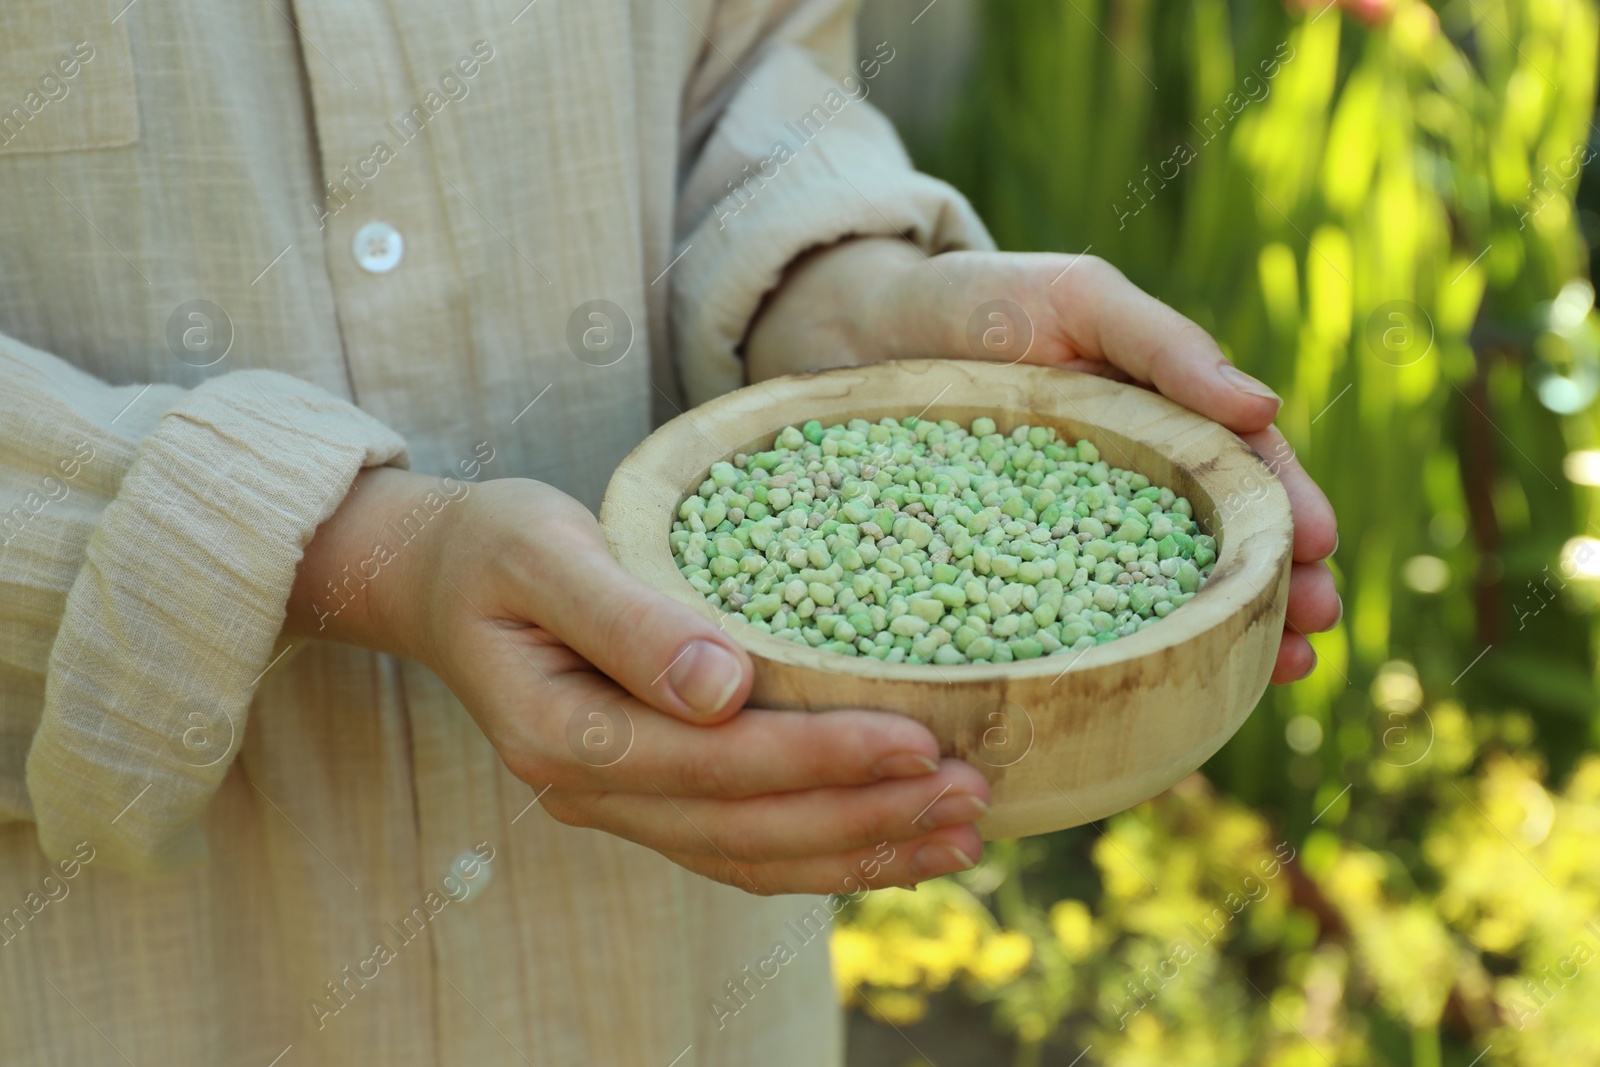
(839, 0, 1600, 1063)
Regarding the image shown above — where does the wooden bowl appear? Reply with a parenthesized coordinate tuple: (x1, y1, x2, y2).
(600, 360, 1292, 839)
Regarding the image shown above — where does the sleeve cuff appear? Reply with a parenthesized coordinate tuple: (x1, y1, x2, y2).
(672, 44, 996, 406)
(25, 369, 408, 875)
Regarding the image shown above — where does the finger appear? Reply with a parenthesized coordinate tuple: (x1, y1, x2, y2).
(1271, 632, 1317, 684)
(1049, 257, 1282, 433)
(536, 681, 946, 797)
(1238, 426, 1337, 563)
(620, 708, 945, 797)
(664, 824, 983, 896)
(1285, 562, 1341, 635)
(523, 506, 753, 723)
(572, 759, 992, 862)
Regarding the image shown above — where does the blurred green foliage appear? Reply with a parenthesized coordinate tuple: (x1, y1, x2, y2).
(837, 0, 1600, 1063)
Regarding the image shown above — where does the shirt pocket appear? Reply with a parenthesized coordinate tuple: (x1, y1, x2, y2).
(0, 1, 138, 154)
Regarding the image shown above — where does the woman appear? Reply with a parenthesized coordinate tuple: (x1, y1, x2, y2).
(0, 1, 1338, 1063)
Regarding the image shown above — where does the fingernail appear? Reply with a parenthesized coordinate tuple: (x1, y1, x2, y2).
(872, 753, 941, 779)
(1218, 363, 1280, 403)
(666, 640, 743, 717)
(911, 843, 978, 879)
(1331, 531, 1340, 555)
(915, 794, 991, 831)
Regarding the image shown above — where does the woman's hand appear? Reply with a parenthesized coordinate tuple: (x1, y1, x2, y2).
(286, 468, 989, 894)
(746, 238, 1339, 683)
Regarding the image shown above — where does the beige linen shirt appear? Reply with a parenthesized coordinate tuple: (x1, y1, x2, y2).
(0, 0, 990, 1063)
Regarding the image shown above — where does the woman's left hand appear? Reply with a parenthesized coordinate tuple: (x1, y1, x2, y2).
(746, 238, 1339, 683)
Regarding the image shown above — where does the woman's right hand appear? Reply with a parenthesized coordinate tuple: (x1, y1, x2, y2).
(288, 469, 990, 895)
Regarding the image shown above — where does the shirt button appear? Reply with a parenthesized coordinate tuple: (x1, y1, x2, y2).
(448, 849, 493, 901)
(352, 221, 403, 273)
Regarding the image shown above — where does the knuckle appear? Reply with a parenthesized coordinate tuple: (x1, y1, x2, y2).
(808, 712, 909, 782)
(596, 593, 657, 664)
(788, 729, 855, 785)
(704, 816, 766, 863)
(697, 855, 774, 895)
(500, 739, 585, 793)
(499, 748, 550, 789)
(540, 792, 592, 829)
(540, 497, 601, 542)
(1076, 254, 1123, 286)
(834, 716, 888, 765)
(743, 871, 781, 897)
(944, 762, 993, 797)
(1174, 318, 1217, 352)
(831, 801, 891, 853)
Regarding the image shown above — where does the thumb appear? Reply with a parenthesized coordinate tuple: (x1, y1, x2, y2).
(529, 515, 753, 723)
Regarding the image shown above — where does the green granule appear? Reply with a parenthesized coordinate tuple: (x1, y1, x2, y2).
(669, 416, 1216, 664)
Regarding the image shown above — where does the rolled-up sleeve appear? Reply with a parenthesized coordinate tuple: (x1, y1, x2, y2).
(670, 0, 996, 406)
(2, 335, 407, 875)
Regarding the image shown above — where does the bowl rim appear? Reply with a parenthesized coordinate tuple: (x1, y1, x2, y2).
(601, 359, 1293, 683)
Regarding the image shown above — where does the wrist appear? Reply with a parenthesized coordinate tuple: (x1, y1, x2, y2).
(744, 237, 927, 380)
(286, 465, 463, 664)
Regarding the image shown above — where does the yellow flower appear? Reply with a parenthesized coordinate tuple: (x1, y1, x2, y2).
(1050, 899, 1096, 962)
(967, 930, 1033, 986)
(829, 927, 881, 997)
(858, 987, 928, 1027)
